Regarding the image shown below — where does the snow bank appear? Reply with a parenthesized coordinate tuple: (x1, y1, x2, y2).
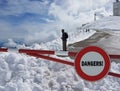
(3, 39, 17, 48)
(0, 52, 85, 91)
(1, 51, 120, 91)
(82, 16, 120, 31)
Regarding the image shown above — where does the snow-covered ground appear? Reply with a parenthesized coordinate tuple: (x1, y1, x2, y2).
(1, 28, 120, 91)
(82, 16, 120, 32)
(80, 16, 120, 54)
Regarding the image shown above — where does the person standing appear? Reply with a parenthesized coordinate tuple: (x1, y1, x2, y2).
(61, 29, 68, 51)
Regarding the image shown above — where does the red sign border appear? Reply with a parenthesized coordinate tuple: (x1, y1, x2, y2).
(75, 46, 110, 81)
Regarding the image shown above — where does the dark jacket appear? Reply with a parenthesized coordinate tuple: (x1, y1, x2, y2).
(62, 32, 68, 41)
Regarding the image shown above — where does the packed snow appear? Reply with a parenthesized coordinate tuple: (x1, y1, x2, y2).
(82, 16, 120, 32)
(1, 29, 120, 91)
(80, 15, 120, 54)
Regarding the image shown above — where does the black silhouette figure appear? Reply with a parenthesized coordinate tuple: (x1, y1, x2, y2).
(61, 29, 68, 51)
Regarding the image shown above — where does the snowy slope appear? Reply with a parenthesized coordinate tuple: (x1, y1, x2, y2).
(29, 30, 96, 51)
(1, 30, 120, 91)
(82, 16, 120, 32)
(80, 16, 120, 54)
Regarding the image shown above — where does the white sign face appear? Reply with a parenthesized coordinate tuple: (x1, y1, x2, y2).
(80, 52, 105, 76)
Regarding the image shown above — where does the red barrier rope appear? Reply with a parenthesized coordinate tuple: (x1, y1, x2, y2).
(19, 49, 55, 54)
(27, 53, 74, 66)
(19, 49, 120, 58)
(109, 55, 120, 59)
(0, 48, 8, 52)
(19, 49, 77, 56)
(108, 72, 120, 78)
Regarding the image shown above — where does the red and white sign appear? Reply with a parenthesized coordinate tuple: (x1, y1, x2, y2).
(74, 46, 110, 82)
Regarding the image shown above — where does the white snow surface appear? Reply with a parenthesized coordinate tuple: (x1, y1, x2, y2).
(1, 30, 120, 91)
(81, 16, 120, 54)
(82, 16, 120, 32)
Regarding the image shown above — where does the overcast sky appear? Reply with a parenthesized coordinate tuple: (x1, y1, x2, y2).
(0, 0, 114, 43)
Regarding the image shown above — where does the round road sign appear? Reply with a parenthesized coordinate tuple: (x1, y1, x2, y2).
(75, 46, 110, 82)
